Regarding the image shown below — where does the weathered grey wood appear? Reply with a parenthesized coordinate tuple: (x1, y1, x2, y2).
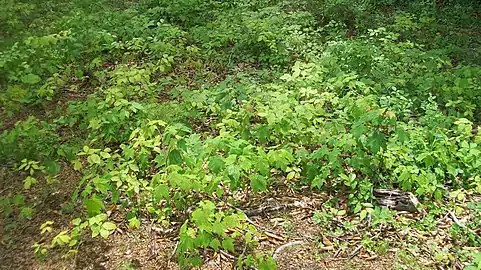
(373, 189, 419, 213)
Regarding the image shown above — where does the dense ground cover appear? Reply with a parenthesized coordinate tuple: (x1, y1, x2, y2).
(1, 0, 481, 269)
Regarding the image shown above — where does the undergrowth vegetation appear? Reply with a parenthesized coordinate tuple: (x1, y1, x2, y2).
(1, 0, 481, 269)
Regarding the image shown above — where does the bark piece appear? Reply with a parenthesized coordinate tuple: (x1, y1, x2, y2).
(373, 189, 419, 213)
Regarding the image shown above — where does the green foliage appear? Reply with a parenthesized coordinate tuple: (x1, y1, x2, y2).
(177, 200, 260, 268)
(1, 0, 481, 268)
(0, 117, 59, 164)
(465, 252, 481, 270)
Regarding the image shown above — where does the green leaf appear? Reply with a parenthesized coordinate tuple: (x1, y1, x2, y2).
(208, 156, 225, 173)
(212, 221, 227, 235)
(102, 222, 116, 231)
(73, 160, 82, 171)
(250, 174, 267, 192)
(224, 214, 240, 228)
(227, 165, 241, 188)
(396, 127, 408, 143)
(69, 239, 78, 247)
(167, 149, 183, 165)
(72, 218, 82, 226)
(100, 152, 111, 159)
(93, 177, 110, 194)
(88, 154, 101, 165)
(21, 74, 41, 84)
(24, 176, 37, 190)
(367, 131, 386, 154)
(128, 217, 141, 229)
(192, 201, 216, 231)
(311, 175, 324, 189)
(58, 234, 71, 244)
(153, 184, 170, 202)
(210, 239, 221, 251)
(84, 195, 104, 217)
(19, 207, 34, 219)
(13, 194, 25, 206)
(360, 210, 367, 220)
(267, 149, 293, 172)
(129, 163, 139, 172)
(99, 229, 110, 239)
(222, 237, 235, 252)
(259, 255, 277, 270)
(257, 125, 270, 144)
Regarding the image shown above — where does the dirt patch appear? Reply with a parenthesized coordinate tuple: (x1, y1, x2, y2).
(0, 163, 82, 270)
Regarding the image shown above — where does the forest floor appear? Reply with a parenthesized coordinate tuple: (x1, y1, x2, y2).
(0, 166, 463, 270)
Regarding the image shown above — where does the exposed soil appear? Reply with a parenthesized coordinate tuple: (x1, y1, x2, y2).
(0, 163, 81, 270)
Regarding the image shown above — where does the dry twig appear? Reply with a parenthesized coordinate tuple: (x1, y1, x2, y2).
(348, 245, 363, 260)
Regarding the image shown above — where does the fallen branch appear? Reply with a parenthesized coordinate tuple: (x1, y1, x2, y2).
(272, 241, 305, 260)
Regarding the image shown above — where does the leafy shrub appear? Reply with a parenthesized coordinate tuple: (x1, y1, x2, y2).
(0, 116, 59, 164)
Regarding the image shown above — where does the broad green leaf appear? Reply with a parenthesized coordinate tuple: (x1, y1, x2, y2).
(73, 160, 82, 171)
(93, 177, 109, 194)
(210, 239, 221, 251)
(395, 127, 408, 142)
(257, 125, 270, 144)
(367, 131, 386, 154)
(100, 152, 111, 159)
(102, 222, 116, 231)
(72, 218, 82, 226)
(222, 237, 235, 252)
(84, 195, 104, 216)
(21, 74, 41, 84)
(311, 175, 324, 189)
(208, 156, 225, 173)
(360, 210, 367, 220)
(99, 228, 110, 239)
(88, 154, 101, 164)
(153, 184, 170, 202)
(58, 234, 71, 244)
(212, 221, 227, 235)
(19, 207, 34, 219)
(24, 176, 37, 190)
(128, 217, 141, 229)
(250, 174, 267, 192)
(167, 149, 183, 165)
(259, 256, 277, 270)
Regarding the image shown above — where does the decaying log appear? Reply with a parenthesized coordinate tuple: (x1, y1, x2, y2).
(373, 189, 419, 213)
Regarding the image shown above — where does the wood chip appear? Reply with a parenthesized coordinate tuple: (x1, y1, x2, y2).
(320, 246, 335, 251)
(322, 235, 333, 246)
